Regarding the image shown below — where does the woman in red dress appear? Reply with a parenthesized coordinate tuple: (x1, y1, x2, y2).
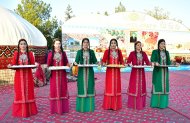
(102, 38, 124, 110)
(34, 64, 46, 87)
(126, 41, 151, 110)
(47, 38, 70, 114)
(10, 39, 38, 117)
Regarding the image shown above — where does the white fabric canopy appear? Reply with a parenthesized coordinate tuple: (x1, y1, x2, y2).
(159, 31, 190, 43)
(0, 6, 46, 46)
(64, 14, 109, 27)
(63, 11, 190, 33)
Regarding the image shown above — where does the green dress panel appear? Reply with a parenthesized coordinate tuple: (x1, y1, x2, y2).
(150, 49, 171, 108)
(76, 97, 95, 112)
(75, 49, 97, 112)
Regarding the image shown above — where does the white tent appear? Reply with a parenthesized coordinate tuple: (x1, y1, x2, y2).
(0, 6, 47, 69)
(62, 11, 190, 62)
(0, 6, 46, 46)
(63, 11, 190, 33)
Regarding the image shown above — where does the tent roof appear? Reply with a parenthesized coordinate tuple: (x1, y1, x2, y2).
(64, 14, 108, 26)
(63, 11, 190, 32)
(0, 6, 46, 46)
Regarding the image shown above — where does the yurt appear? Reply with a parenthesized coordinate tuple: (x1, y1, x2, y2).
(0, 6, 47, 84)
(62, 11, 190, 62)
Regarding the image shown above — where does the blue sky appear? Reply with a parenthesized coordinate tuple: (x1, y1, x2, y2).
(1, 0, 190, 28)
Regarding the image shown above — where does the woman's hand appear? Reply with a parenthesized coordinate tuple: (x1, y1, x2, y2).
(35, 62, 39, 66)
(102, 63, 106, 66)
(151, 62, 154, 66)
(152, 62, 159, 66)
(155, 62, 160, 66)
(73, 62, 78, 66)
(175, 62, 180, 66)
(7, 64, 11, 68)
(67, 63, 71, 67)
(97, 62, 101, 66)
(127, 63, 132, 67)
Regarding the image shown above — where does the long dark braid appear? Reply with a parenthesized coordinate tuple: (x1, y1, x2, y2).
(157, 39, 168, 64)
(108, 43, 111, 65)
(50, 39, 55, 66)
(134, 41, 143, 65)
(108, 38, 120, 64)
(81, 38, 91, 64)
(16, 39, 30, 65)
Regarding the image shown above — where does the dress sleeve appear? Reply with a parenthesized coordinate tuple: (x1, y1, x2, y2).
(47, 52, 52, 66)
(75, 50, 80, 64)
(118, 49, 124, 64)
(12, 51, 18, 65)
(63, 51, 68, 65)
(29, 52, 35, 64)
(102, 50, 108, 64)
(166, 51, 171, 65)
(143, 52, 151, 65)
(91, 50, 97, 64)
(151, 50, 157, 62)
(126, 52, 133, 64)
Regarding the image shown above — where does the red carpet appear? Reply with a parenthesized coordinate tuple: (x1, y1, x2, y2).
(0, 71, 190, 122)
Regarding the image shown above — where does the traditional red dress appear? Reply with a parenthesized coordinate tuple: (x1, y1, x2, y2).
(12, 51, 38, 117)
(47, 51, 69, 114)
(34, 64, 46, 87)
(127, 51, 150, 110)
(102, 49, 124, 110)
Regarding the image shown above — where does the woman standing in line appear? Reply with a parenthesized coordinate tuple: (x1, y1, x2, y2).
(150, 39, 171, 108)
(10, 39, 38, 117)
(74, 38, 98, 112)
(47, 38, 70, 114)
(126, 41, 151, 110)
(102, 38, 124, 110)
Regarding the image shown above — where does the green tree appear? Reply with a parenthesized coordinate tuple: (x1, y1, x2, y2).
(15, 0, 58, 49)
(115, 2, 126, 13)
(54, 27, 62, 41)
(145, 6, 183, 24)
(39, 17, 58, 49)
(172, 18, 183, 24)
(144, 6, 169, 20)
(65, 4, 75, 21)
(104, 11, 109, 16)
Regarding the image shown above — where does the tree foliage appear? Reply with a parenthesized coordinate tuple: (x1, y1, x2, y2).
(54, 27, 62, 41)
(144, 6, 169, 20)
(172, 18, 183, 24)
(115, 2, 126, 13)
(145, 6, 182, 23)
(65, 4, 75, 21)
(104, 11, 109, 16)
(15, 0, 58, 49)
